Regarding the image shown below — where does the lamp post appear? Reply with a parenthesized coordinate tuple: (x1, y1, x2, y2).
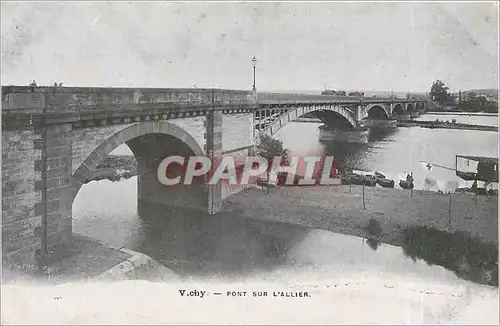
(252, 57, 257, 92)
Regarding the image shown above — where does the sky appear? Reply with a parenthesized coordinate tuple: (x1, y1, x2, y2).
(1, 1, 498, 93)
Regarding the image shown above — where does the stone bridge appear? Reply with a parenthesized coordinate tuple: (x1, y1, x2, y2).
(1, 86, 424, 266)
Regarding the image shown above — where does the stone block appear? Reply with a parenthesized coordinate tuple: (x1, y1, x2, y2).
(35, 178, 58, 191)
(46, 185, 71, 201)
(59, 177, 70, 187)
(58, 197, 73, 212)
(46, 124, 72, 136)
(47, 157, 60, 169)
(46, 146, 72, 159)
(45, 211, 61, 225)
(34, 200, 59, 215)
(46, 165, 70, 178)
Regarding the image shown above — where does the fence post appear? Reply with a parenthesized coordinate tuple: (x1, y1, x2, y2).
(448, 192, 452, 227)
(362, 182, 366, 210)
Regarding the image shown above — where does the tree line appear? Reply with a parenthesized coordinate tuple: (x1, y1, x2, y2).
(430, 80, 498, 113)
(321, 90, 364, 97)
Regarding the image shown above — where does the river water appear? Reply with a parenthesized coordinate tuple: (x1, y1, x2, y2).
(275, 114, 498, 192)
(73, 113, 498, 287)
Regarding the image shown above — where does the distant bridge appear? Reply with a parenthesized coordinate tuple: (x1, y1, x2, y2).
(254, 92, 424, 138)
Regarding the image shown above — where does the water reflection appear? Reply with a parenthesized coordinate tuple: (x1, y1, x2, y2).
(319, 140, 369, 172)
(132, 199, 498, 286)
(367, 127, 399, 142)
(133, 200, 310, 279)
(401, 226, 498, 287)
(366, 238, 380, 251)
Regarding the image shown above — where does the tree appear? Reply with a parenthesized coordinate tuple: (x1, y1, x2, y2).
(255, 134, 289, 175)
(430, 80, 450, 105)
(254, 135, 290, 183)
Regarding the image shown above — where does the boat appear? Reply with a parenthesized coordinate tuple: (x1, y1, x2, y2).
(374, 172, 386, 179)
(399, 180, 414, 189)
(455, 170, 477, 181)
(363, 174, 377, 186)
(377, 178, 395, 188)
(341, 173, 364, 185)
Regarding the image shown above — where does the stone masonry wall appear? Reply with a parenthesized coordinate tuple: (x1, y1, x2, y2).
(169, 116, 206, 154)
(72, 124, 131, 174)
(33, 123, 74, 263)
(2, 127, 42, 266)
(220, 113, 255, 200)
(222, 113, 254, 153)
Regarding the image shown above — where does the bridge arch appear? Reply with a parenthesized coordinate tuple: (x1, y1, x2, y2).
(365, 104, 390, 119)
(406, 103, 414, 112)
(392, 103, 405, 115)
(72, 121, 207, 214)
(256, 104, 357, 139)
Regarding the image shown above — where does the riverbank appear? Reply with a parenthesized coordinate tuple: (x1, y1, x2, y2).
(222, 185, 498, 285)
(1, 234, 132, 285)
(84, 155, 137, 184)
(397, 119, 498, 131)
(426, 111, 498, 116)
(224, 185, 497, 244)
(1, 233, 178, 284)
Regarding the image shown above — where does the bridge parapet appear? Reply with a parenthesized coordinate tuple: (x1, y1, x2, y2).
(1, 86, 423, 118)
(1, 86, 254, 114)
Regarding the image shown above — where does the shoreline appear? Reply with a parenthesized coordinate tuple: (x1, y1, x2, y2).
(397, 119, 498, 131)
(425, 111, 498, 116)
(84, 155, 137, 184)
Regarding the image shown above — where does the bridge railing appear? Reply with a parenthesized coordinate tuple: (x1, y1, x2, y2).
(257, 92, 359, 104)
(1, 86, 424, 115)
(1, 86, 255, 114)
(256, 92, 422, 105)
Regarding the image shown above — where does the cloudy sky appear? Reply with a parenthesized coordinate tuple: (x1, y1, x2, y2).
(1, 2, 498, 93)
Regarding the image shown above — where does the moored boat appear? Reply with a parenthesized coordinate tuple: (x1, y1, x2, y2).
(399, 180, 414, 189)
(377, 178, 395, 188)
(363, 174, 377, 186)
(456, 170, 477, 181)
(341, 173, 364, 185)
